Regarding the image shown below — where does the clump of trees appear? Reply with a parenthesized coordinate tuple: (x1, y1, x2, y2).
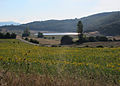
(96, 45, 104, 48)
(61, 35, 73, 45)
(60, 20, 120, 45)
(38, 32, 44, 38)
(52, 37, 55, 39)
(76, 20, 109, 43)
(29, 39, 39, 44)
(0, 32, 16, 39)
(24, 37, 39, 44)
(87, 36, 108, 42)
(22, 28, 30, 37)
(95, 36, 108, 41)
(60, 20, 84, 45)
(24, 37, 29, 41)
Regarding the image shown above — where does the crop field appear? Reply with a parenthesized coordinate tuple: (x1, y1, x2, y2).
(0, 39, 120, 86)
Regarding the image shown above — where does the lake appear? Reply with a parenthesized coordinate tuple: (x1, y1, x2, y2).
(35, 33, 78, 36)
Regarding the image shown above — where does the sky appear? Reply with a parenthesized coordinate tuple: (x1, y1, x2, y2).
(0, 0, 120, 24)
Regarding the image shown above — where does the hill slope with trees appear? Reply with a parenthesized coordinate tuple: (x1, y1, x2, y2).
(98, 20, 120, 36)
(0, 11, 120, 36)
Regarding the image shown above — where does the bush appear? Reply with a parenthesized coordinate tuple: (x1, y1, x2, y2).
(96, 36, 108, 41)
(61, 35, 73, 45)
(76, 34, 89, 44)
(108, 39, 113, 41)
(44, 37, 47, 39)
(51, 45, 57, 47)
(29, 39, 39, 44)
(113, 38, 117, 41)
(5, 32, 11, 39)
(110, 46, 114, 48)
(0, 33, 4, 39)
(88, 36, 96, 42)
(11, 33, 16, 39)
(52, 37, 55, 39)
(78, 34, 84, 43)
(25, 38, 29, 41)
(96, 45, 104, 48)
(84, 45, 89, 47)
(0, 32, 16, 39)
(38, 32, 44, 38)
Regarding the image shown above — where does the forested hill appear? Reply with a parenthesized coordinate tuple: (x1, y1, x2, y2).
(0, 11, 120, 35)
(98, 20, 120, 36)
(0, 19, 80, 32)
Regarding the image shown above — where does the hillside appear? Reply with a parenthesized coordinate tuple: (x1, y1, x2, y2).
(21, 19, 79, 32)
(0, 19, 79, 32)
(81, 11, 120, 32)
(0, 11, 120, 35)
(98, 20, 120, 36)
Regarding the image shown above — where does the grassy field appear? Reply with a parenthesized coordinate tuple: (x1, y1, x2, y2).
(0, 39, 120, 86)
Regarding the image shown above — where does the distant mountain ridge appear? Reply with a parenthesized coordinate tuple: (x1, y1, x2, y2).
(0, 11, 120, 36)
(0, 21, 20, 26)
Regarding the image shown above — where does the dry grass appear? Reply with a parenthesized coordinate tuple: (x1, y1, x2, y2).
(0, 70, 118, 86)
(36, 38, 60, 45)
(65, 41, 120, 48)
(1, 39, 119, 86)
(28, 37, 60, 45)
(17, 36, 60, 45)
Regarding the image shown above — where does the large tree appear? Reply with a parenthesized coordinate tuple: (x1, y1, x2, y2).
(77, 21, 83, 42)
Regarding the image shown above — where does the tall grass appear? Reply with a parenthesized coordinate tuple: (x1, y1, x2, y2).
(0, 39, 119, 86)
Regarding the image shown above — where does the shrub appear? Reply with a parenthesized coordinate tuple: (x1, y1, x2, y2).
(25, 38, 29, 41)
(96, 36, 108, 41)
(44, 37, 47, 39)
(61, 35, 73, 45)
(11, 33, 16, 39)
(88, 36, 96, 42)
(96, 45, 104, 48)
(84, 45, 89, 47)
(0, 32, 16, 39)
(113, 38, 117, 41)
(51, 45, 57, 47)
(76, 34, 89, 44)
(108, 39, 113, 41)
(29, 39, 39, 44)
(5, 32, 11, 39)
(110, 46, 114, 48)
(38, 32, 44, 38)
(52, 37, 55, 39)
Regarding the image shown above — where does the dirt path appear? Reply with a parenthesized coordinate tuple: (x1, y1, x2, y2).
(17, 37, 39, 46)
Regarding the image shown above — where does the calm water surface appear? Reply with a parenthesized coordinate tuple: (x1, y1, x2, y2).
(35, 33, 78, 36)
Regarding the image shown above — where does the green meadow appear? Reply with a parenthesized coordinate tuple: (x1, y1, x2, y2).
(0, 39, 120, 85)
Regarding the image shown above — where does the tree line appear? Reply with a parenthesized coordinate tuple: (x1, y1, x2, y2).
(24, 38, 39, 44)
(60, 20, 118, 45)
(0, 32, 16, 39)
(21, 21, 119, 45)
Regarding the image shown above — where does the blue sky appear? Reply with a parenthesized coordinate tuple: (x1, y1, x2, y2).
(0, 0, 120, 23)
